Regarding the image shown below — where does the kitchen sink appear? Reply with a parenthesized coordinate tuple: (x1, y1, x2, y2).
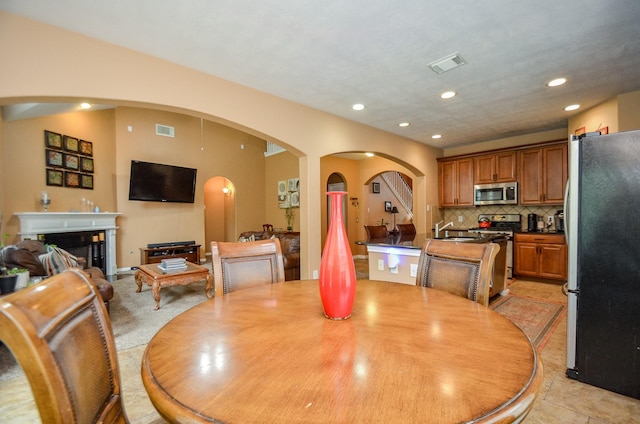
(440, 237, 478, 242)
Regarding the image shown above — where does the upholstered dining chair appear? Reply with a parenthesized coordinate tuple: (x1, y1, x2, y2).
(396, 223, 416, 236)
(415, 239, 499, 307)
(262, 223, 274, 232)
(364, 225, 389, 240)
(211, 238, 286, 296)
(0, 269, 129, 424)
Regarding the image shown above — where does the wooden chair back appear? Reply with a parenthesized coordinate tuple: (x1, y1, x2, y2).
(211, 239, 285, 296)
(416, 239, 499, 307)
(0, 269, 128, 424)
(364, 225, 388, 240)
(396, 223, 416, 236)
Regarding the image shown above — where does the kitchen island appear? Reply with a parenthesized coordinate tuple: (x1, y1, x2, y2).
(357, 233, 508, 295)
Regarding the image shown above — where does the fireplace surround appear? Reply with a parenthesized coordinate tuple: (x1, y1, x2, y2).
(15, 212, 121, 277)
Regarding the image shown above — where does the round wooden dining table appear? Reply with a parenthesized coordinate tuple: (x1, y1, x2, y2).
(141, 280, 543, 423)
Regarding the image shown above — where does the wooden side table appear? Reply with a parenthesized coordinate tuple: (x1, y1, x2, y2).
(135, 262, 213, 310)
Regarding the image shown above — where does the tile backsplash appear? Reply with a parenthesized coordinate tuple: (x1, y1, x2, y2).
(441, 204, 563, 231)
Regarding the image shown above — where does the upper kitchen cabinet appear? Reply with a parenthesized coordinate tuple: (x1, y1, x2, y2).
(438, 158, 474, 207)
(519, 143, 568, 205)
(474, 151, 517, 184)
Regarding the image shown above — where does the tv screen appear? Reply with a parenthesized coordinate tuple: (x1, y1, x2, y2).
(128, 160, 197, 203)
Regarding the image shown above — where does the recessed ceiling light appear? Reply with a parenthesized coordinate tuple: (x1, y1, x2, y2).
(365, 152, 374, 157)
(398, 122, 410, 127)
(564, 104, 580, 111)
(80, 102, 91, 109)
(440, 91, 456, 99)
(547, 78, 567, 87)
(352, 103, 365, 111)
(432, 134, 442, 139)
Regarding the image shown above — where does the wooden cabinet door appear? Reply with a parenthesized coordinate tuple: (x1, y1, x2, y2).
(474, 152, 516, 184)
(439, 160, 457, 207)
(474, 155, 496, 184)
(542, 144, 568, 204)
(539, 243, 568, 280)
(514, 242, 539, 277)
(439, 158, 474, 207)
(495, 151, 517, 182)
(519, 149, 543, 204)
(519, 144, 567, 205)
(456, 158, 475, 206)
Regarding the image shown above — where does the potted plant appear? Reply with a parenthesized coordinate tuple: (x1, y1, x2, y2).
(7, 267, 29, 290)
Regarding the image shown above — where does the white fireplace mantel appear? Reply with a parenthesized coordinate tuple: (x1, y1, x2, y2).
(15, 212, 122, 276)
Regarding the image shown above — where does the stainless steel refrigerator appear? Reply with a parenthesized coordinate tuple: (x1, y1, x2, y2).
(566, 130, 640, 400)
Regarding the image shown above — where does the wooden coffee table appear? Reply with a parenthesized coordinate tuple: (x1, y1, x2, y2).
(135, 262, 214, 310)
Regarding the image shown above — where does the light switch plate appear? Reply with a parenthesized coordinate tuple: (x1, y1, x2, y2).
(410, 263, 418, 277)
(378, 259, 385, 271)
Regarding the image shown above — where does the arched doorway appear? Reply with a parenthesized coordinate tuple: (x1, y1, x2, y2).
(204, 176, 236, 258)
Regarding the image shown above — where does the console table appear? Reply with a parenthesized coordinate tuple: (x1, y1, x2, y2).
(140, 244, 201, 265)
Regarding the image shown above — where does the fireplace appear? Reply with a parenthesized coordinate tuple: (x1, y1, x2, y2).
(15, 212, 121, 277)
(42, 231, 106, 273)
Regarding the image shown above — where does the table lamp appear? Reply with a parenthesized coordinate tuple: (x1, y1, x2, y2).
(390, 206, 399, 233)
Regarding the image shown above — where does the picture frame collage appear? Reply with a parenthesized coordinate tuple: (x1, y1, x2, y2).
(45, 130, 94, 189)
(278, 178, 300, 209)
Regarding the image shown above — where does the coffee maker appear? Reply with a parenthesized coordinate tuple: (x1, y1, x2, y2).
(554, 210, 564, 232)
(527, 213, 538, 232)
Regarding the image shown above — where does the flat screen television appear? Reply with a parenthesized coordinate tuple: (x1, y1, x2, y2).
(128, 160, 197, 203)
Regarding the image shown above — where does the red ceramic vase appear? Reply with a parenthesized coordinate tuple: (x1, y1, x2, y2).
(319, 191, 356, 320)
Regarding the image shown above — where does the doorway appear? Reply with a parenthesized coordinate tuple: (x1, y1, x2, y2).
(204, 176, 236, 258)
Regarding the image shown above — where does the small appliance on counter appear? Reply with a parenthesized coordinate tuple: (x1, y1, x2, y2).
(554, 210, 564, 232)
(527, 213, 538, 232)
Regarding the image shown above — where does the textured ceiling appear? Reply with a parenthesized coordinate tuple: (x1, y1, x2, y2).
(2, 0, 640, 149)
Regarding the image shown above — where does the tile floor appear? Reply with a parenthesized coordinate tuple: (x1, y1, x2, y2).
(1, 268, 639, 423)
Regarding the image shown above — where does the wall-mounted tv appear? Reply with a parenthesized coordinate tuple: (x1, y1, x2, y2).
(128, 160, 197, 203)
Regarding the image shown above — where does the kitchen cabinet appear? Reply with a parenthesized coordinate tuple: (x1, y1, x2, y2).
(514, 233, 567, 280)
(474, 151, 517, 184)
(438, 158, 474, 207)
(519, 143, 568, 205)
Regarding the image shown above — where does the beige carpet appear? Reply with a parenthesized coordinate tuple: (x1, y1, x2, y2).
(490, 294, 567, 349)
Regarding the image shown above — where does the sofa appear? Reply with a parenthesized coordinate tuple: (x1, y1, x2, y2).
(2, 240, 114, 311)
(238, 231, 300, 281)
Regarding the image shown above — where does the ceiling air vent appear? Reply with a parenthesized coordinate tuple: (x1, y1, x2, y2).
(155, 124, 175, 138)
(428, 53, 466, 74)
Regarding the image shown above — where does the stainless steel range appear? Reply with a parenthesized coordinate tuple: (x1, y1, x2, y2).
(469, 214, 521, 279)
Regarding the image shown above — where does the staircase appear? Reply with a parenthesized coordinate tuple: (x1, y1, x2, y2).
(381, 172, 413, 220)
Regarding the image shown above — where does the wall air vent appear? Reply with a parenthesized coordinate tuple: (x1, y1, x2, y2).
(428, 53, 466, 74)
(155, 124, 175, 138)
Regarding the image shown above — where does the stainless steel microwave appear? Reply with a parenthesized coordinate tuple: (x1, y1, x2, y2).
(474, 182, 518, 205)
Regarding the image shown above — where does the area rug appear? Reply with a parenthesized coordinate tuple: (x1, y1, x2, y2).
(490, 294, 566, 349)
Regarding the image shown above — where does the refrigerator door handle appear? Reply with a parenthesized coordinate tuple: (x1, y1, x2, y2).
(563, 181, 570, 246)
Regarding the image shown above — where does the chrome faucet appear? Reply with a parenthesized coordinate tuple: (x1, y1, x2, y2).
(434, 220, 454, 238)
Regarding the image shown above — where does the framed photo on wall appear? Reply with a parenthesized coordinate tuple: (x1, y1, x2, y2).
(384, 201, 392, 212)
(64, 154, 79, 170)
(65, 171, 81, 188)
(63, 135, 79, 152)
(80, 174, 94, 189)
(44, 130, 63, 149)
(372, 182, 380, 193)
(79, 139, 93, 156)
(46, 169, 63, 186)
(45, 149, 63, 167)
(80, 157, 94, 173)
